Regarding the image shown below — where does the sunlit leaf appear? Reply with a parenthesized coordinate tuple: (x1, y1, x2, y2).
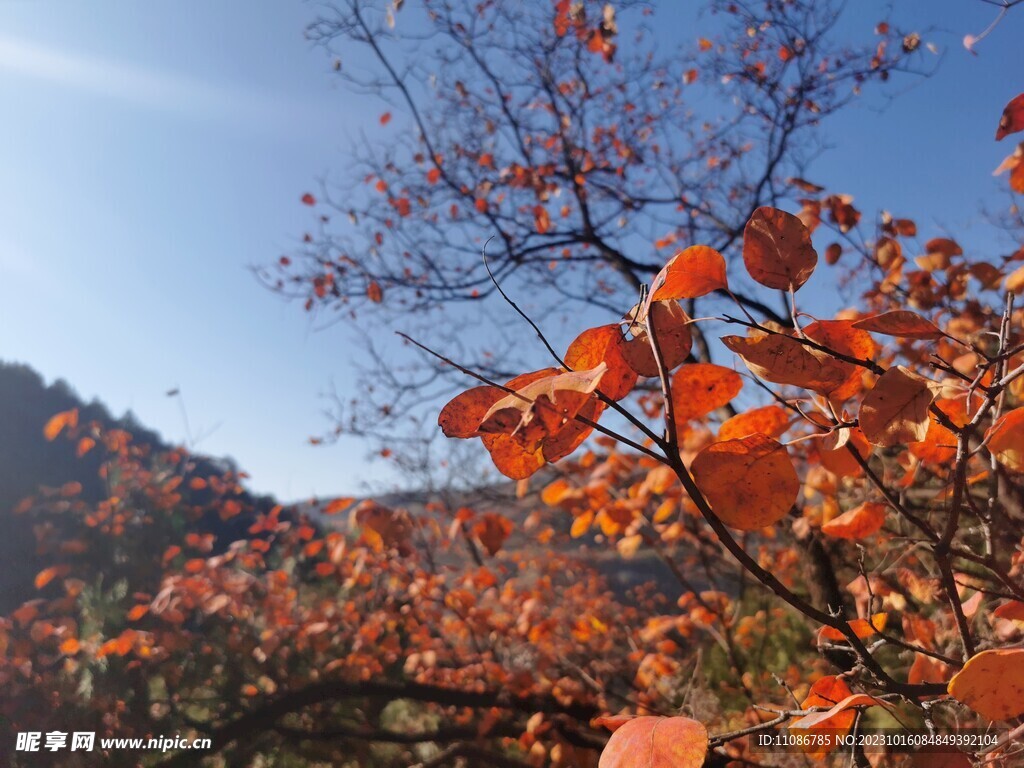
(859, 366, 937, 447)
(649, 245, 728, 301)
(986, 408, 1024, 472)
(691, 434, 798, 530)
(43, 409, 78, 441)
(598, 716, 707, 768)
(621, 300, 693, 377)
(742, 206, 817, 291)
(996, 93, 1024, 141)
(723, 331, 848, 394)
(670, 363, 742, 424)
(853, 310, 943, 340)
(565, 325, 638, 401)
(948, 649, 1024, 720)
(820, 501, 887, 539)
(718, 405, 790, 441)
(818, 612, 888, 642)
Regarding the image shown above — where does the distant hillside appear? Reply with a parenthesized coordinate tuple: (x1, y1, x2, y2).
(1, 361, 691, 614)
(0, 361, 277, 612)
(301, 478, 692, 601)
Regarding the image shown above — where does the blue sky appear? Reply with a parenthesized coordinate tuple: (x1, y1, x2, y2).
(0, 1, 1020, 501)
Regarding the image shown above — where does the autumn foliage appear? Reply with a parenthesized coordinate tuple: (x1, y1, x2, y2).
(5, 0, 1024, 765)
(431, 89, 1024, 765)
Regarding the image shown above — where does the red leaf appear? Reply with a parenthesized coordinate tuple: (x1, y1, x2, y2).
(43, 408, 78, 441)
(34, 565, 67, 590)
(323, 497, 356, 515)
(996, 93, 1024, 141)
(598, 716, 707, 768)
(473, 513, 513, 556)
(821, 502, 887, 539)
(742, 206, 818, 291)
(649, 245, 728, 301)
(564, 325, 637, 401)
(853, 310, 943, 340)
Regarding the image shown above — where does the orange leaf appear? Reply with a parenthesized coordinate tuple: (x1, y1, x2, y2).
(126, 604, 149, 621)
(455, 367, 608, 479)
(597, 716, 707, 768)
(59, 637, 80, 655)
(742, 207, 817, 291)
(819, 427, 872, 477)
(479, 365, 606, 450)
(482, 433, 546, 480)
(76, 437, 96, 457)
(948, 649, 1024, 720)
(908, 654, 952, 686)
(379, 111, 392, 125)
(304, 540, 324, 557)
(649, 245, 728, 301)
(788, 676, 855, 756)
(1007, 263, 1024, 294)
(691, 434, 798, 530)
(323, 497, 356, 515)
(910, 397, 965, 465)
(996, 93, 1024, 141)
(790, 686, 882, 752)
(818, 612, 888, 642)
(722, 331, 848, 394)
(439, 386, 505, 439)
(391, 197, 411, 217)
(565, 325, 638, 401)
(718, 405, 790, 441)
(820, 501, 887, 539)
(994, 600, 1024, 622)
(300, 192, 316, 206)
(534, 205, 551, 234)
(366, 281, 384, 303)
(60, 481, 82, 497)
(426, 167, 441, 184)
(621, 300, 693, 377)
(353, 501, 413, 554)
(473, 513, 513, 556)
(986, 408, 1024, 472)
(591, 714, 635, 733)
(570, 511, 594, 538)
(670, 364, 742, 424)
(853, 310, 943, 340)
(43, 408, 78, 441)
(542, 397, 606, 464)
(541, 478, 572, 506)
(803, 319, 876, 403)
(473, 369, 557, 479)
(34, 566, 64, 589)
(859, 366, 937, 447)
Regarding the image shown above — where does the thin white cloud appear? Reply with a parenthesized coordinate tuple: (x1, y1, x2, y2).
(0, 35, 304, 126)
